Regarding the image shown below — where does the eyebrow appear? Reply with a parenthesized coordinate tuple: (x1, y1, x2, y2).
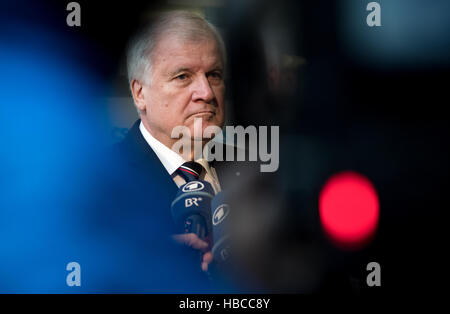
(167, 64, 224, 78)
(168, 67, 191, 77)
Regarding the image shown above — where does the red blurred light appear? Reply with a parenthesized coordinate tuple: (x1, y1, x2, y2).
(319, 171, 379, 250)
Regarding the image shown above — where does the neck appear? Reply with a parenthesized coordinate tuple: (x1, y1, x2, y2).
(141, 118, 209, 161)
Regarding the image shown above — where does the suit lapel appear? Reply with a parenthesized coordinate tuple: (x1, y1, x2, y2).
(121, 120, 178, 196)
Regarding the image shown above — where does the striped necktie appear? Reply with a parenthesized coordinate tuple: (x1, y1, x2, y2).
(176, 161, 203, 183)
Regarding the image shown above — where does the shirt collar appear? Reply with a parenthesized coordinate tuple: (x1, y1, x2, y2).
(139, 121, 217, 178)
(139, 121, 185, 175)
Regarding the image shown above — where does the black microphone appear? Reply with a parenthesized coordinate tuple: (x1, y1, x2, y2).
(170, 180, 215, 239)
(211, 191, 231, 263)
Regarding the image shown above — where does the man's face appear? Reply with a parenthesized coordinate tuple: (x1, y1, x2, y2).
(137, 34, 225, 148)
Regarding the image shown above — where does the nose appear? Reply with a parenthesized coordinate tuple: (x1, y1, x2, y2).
(191, 74, 215, 104)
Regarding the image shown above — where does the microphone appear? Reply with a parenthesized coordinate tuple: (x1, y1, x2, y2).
(170, 180, 215, 239)
(211, 191, 231, 263)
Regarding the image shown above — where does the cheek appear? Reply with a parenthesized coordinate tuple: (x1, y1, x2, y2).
(152, 88, 180, 112)
(166, 93, 193, 125)
(148, 86, 194, 124)
(213, 84, 225, 103)
(216, 87, 226, 114)
(175, 91, 195, 112)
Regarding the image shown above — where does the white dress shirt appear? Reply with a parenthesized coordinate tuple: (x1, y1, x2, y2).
(139, 121, 221, 193)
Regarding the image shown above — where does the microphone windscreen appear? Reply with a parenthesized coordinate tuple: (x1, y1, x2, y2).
(170, 180, 214, 234)
(211, 191, 231, 263)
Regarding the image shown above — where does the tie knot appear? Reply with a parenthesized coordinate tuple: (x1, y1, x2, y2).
(177, 161, 204, 183)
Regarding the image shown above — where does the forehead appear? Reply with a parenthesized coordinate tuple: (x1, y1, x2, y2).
(151, 34, 223, 73)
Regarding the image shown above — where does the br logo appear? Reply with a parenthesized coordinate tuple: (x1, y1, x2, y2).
(182, 181, 205, 192)
(213, 204, 230, 226)
(185, 197, 202, 207)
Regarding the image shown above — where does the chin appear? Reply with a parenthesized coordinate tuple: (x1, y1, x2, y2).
(188, 117, 223, 133)
(204, 118, 224, 128)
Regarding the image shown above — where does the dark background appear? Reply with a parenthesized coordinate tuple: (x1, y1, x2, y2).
(0, 0, 448, 294)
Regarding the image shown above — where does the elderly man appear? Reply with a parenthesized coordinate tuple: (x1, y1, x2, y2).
(128, 12, 226, 157)
(84, 11, 238, 292)
(127, 10, 226, 272)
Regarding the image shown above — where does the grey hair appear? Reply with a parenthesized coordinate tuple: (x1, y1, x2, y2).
(126, 10, 226, 87)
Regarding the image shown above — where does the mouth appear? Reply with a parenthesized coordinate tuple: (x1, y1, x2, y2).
(188, 110, 215, 118)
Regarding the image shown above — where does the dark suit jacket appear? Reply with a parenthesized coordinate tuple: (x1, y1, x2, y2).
(79, 119, 251, 292)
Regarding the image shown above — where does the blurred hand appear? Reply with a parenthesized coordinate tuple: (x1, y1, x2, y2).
(172, 233, 213, 272)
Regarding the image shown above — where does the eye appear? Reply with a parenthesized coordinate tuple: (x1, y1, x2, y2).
(176, 73, 189, 80)
(209, 71, 222, 79)
(208, 71, 223, 83)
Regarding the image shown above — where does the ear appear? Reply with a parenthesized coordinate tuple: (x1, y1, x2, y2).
(130, 79, 147, 111)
